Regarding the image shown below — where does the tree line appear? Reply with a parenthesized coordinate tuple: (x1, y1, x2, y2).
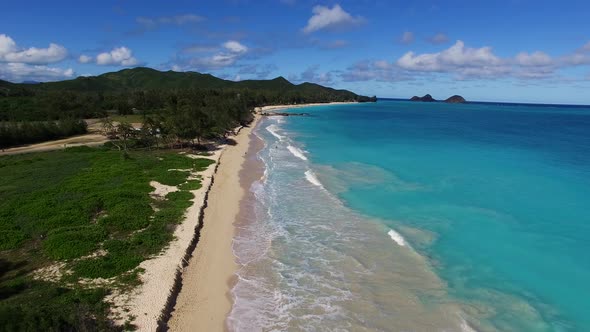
(0, 85, 374, 149)
(0, 87, 370, 121)
(99, 90, 254, 152)
(0, 119, 87, 149)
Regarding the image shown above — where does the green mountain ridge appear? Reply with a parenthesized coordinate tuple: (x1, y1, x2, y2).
(0, 67, 376, 121)
(12, 67, 367, 100)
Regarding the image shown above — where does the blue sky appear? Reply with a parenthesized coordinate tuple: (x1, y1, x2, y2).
(1, 0, 590, 104)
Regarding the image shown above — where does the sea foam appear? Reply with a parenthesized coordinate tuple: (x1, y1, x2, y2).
(287, 145, 308, 161)
(388, 229, 407, 246)
(266, 124, 283, 140)
(305, 170, 323, 187)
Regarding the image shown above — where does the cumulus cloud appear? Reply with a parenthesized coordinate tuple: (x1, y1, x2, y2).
(514, 51, 553, 66)
(397, 40, 503, 73)
(302, 4, 364, 34)
(560, 41, 590, 66)
(427, 33, 449, 44)
(343, 40, 590, 83)
(171, 40, 249, 71)
(0, 63, 74, 82)
(96, 47, 139, 66)
(400, 31, 414, 44)
(0, 34, 67, 65)
(78, 55, 92, 64)
(223, 40, 248, 54)
(136, 14, 205, 30)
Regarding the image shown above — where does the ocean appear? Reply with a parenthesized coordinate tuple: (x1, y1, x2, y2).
(228, 100, 590, 332)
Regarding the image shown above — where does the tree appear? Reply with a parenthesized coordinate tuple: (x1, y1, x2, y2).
(100, 117, 117, 139)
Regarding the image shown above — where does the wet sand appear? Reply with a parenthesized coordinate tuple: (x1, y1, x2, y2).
(168, 115, 262, 331)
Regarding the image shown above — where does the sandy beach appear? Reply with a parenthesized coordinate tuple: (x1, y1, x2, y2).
(167, 114, 260, 331)
(156, 102, 357, 331)
(167, 103, 354, 331)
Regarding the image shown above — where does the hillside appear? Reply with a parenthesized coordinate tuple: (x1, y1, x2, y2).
(1, 67, 375, 121)
(13, 67, 365, 100)
(33, 68, 229, 91)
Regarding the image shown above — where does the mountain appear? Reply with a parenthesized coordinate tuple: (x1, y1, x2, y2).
(13, 67, 367, 102)
(444, 95, 466, 103)
(1, 68, 374, 121)
(31, 67, 229, 91)
(410, 94, 436, 102)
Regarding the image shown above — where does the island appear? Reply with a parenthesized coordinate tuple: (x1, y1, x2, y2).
(410, 94, 436, 102)
(444, 95, 467, 103)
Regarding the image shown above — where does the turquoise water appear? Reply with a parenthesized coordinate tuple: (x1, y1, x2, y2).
(229, 101, 590, 331)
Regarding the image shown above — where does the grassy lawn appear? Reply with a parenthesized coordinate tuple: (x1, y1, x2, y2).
(0, 146, 214, 331)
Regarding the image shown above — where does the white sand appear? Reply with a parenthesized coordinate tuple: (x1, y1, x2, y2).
(167, 115, 261, 331)
(107, 149, 223, 330)
(256, 101, 356, 113)
(167, 103, 356, 331)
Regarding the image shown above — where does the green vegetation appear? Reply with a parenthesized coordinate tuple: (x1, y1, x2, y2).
(109, 114, 145, 123)
(0, 67, 375, 122)
(0, 67, 376, 329)
(0, 119, 87, 149)
(0, 146, 214, 330)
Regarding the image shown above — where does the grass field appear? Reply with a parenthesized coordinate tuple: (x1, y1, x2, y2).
(0, 146, 214, 331)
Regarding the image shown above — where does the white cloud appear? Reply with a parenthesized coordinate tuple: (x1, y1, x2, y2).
(400, 31, 414, 44)
(223, 40, 248, 54)
(344, 40, 590, 83)
(560, 41, 590, 66)
(428, 33, 449, 44)
(0, 34, 67, 65)
(78, 55, 92, 64)
(397, 40, 504, 76)
(172, 40, 249, 71)
(561, 53, 590, 66)
(302, 4, 364, 34)
(0, 63, 74, 82)
(96, 47, 138, 66)
(515, 51, 553, 66)
(0, 34, 17, 54)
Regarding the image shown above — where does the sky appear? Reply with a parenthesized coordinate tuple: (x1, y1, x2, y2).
(1, 0, 590, 104)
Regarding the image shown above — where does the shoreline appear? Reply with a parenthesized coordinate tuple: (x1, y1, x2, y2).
(166, 102, 355, 331)
(255, 101, 357, 114)
(167, 114, 262, 331)
(105, 147, 224, 330)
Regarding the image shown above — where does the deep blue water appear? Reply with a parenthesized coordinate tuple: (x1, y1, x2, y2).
(281, 100, 590, 331)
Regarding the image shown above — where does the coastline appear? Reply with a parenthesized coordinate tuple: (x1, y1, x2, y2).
(105, 147, 224, 330)
(167, 113, 262, 331)
(255, 101, 356, 114)
(167, 102, 355, 331)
